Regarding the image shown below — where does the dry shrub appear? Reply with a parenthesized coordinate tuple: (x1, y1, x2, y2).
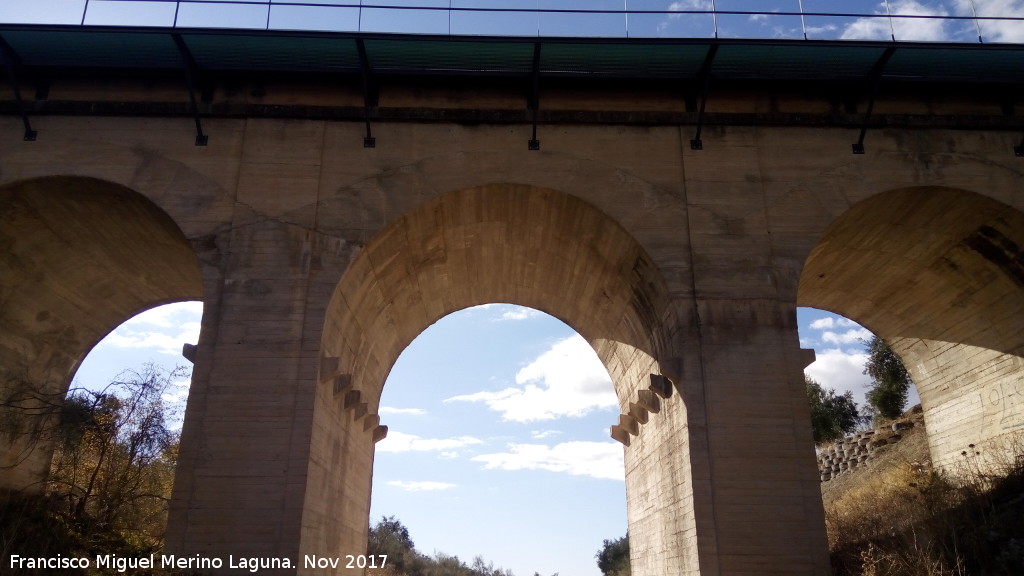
(825, 429, 1024, 576)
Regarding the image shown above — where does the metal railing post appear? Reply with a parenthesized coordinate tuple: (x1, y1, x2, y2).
(968, 0, 984, 42)
(710, 0, 718, 38)
(884, 0, 896, 41)
(798, 0, 807, 39)
(624, 0, 628, 38)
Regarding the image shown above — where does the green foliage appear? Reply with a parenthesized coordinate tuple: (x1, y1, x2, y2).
(1, 363, 186, 574)
(367, 516, 517, 576)
(863, 336, 912, 421)
(369, 515, 421, 574)
(595, 533, 630, 576)
(48, 364, 182, 547)
(806, 376, 864, 444)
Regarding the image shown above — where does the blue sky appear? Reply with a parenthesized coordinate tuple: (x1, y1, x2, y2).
(72, 301, 912, 576)
(2, 1, 1023, 43)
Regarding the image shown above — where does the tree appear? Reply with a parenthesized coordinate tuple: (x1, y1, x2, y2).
(863, 336, 912, 421)
(368, 515, 423, 575)
(806, 375, 864, 444)
(48, 363, 183, 548)
(596, 533, 630, 576)
(1, 363, 185, 568)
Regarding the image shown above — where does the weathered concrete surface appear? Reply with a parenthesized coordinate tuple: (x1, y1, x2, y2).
(799, 186, 1024, 469)
(0, 177, 203, 492)
(1, 66, 1022, 576)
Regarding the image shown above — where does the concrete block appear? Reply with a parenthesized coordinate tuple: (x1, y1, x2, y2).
(620, 413, 641, 436)
(611, 425, 631, 447)
(649, 374, 673, 399)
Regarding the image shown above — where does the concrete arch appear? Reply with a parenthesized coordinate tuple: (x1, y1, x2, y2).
(798, 186, 1024, 468)
(308, 183, 676, 560)
(0, 175, 203, 492)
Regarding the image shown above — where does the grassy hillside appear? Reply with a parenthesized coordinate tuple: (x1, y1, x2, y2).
(821, 413, 1024, 576)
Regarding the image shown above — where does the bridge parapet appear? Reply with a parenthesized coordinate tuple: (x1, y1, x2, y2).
(3, 1, 1024, 43)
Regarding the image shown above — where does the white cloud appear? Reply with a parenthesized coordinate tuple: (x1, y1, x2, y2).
(99, 302, 203, 356)
(499, 307, 541, 321)
(387, 480, 457, 492)
(102, 320, 201, 355)
(840, 1, 950, 41)
(954, 0, 1024, 42)
(464, 303, 542, 322)
(822, 328, 873, 345)
(668, 0, 711, 16)
(805, 23, 839, 37)
(809, 317, 835, 330)
(808, 316, 861, 333)
(375, 431, 483, 453)
(161, 391, 188, 402)
(379, 407, 427, 415)
(530, 430, 562, 440)
(162, 378, 191, 403)
(121, 301, 203, 328)
(805, 348, 871, 402)
(444, 335, 616, 422)
(472, 441, 624, 481)
(660, 0, 713, 30)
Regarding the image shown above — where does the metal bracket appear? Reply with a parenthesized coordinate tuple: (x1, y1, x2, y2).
(528, 42, 541, 150)
(356, 39, 378, 148)
(690, 44, 718, 151)
(171, 33, 208, 146)
(852, 47, 896, 155)
(0, 35, 37, 141)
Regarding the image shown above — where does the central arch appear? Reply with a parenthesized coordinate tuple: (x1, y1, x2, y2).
(310, 183, 678, 565)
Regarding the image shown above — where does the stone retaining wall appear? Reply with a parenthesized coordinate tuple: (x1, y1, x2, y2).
(818, 410, 925, 482)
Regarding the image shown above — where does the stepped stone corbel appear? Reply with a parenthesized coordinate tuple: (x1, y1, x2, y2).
(363, 414, 380, 431)
(319, 355, 341, 384)
(619, 414, 640, 436)
(610, 425, 631, 447)
(610, 374, 676, 446)
(629, 402, 649, 425)
(344, 389, 361, 409)
(649, 374, 672, 399)
(636, 389, 661, 413)
(333, 374, 352, 396)
(354, 402, 369, 421)
(798, 348, 816, 369)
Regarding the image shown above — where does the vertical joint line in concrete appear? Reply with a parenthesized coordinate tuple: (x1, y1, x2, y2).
(528, 42, 541, 151)
(853, 46, 896, 155)
(171, 33, 209, 146)
(690, 44, 718, 151)
(357, 38, 378, 148)
(0, 35, 37, 142)
(678, 126, 723, 576)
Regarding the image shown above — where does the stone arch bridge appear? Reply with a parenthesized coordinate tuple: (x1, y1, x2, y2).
(1, 26, 1023, 575)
